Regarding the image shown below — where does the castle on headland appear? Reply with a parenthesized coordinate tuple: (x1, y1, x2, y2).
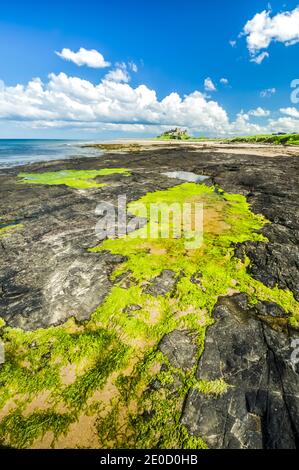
(158, 128, 190, 140)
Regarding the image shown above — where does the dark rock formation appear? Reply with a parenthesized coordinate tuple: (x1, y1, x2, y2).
(0, 144, 298, 448)
(181, 295, 299, 449)
(0, 164, 177, 330)
(144, 270, 178, 297)
(159, 329, 198, 371)
(235, 241, 299, 302)
(1, 146, 298, 332)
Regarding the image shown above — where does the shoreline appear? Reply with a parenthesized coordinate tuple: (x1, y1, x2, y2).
(83, 139, 299, 157)
(0, 140, 298, 174)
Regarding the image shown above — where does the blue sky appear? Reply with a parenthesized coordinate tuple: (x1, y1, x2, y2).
(0, 0, 299, 138)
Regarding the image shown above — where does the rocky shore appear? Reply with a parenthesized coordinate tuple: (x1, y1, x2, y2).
(0, 142, 298, 449)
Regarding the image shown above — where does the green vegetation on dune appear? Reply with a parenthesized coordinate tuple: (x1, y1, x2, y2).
(155, 135, 210, 142)
(155, 130, 299, 145)
(18, 168, 131, 189)
(0, 182, 298, 448)
(156, 135, 191, 141)
(225, 133, 299, 146)
(155, 128, 210, 142)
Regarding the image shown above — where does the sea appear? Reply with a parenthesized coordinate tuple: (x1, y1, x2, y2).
(0, 139, 103, 168)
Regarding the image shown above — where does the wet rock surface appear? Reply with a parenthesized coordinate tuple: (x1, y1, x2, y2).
(0, 145, 298, 448)
(159, 329, 198, 371)
(1, 146, 297, 330)
(0, 163, 177, 329)
(181, 295, 299, 449)
(144, 269, 178, 297)
(235, 241, 299, 302)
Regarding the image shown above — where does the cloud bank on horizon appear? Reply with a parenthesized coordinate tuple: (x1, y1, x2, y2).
(1, 67, 297, 136)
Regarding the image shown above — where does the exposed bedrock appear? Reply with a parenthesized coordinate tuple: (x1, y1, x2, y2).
(0, 148, 298, 330)
(235, 241, 299, 302)
(181, 294, 299, 449)
(159, 329, 199, 371)
(0, 167, 176, 329)
(0, 146, 298, 448)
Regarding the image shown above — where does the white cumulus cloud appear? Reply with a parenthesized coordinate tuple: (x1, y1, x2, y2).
(0, 73, 229, 133)
(204, 77, 216, 92)
(249, 107, 270, 117)
(220, 78, 229, 85)
(104, 68, 130, 83)
(128, 62, 138, 72)
(267, 116, 299, 133)
(56, 47, 110, 68)
(0, 69, 297, 137)
(242, 7, 299, 62)
(250, 51, 269, 64)
(280, 107, 299, 118)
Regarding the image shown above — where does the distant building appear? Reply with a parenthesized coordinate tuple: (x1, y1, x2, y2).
(159, 128, 190, 140)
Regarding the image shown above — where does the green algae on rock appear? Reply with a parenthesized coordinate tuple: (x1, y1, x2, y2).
(81, 143, 142, 152)
(17, 168, 131, 189)
(0, 182, 298, 449)
(0, 223, 23, 238)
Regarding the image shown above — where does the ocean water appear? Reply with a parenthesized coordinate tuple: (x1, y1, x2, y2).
(0, 139, 103, 168)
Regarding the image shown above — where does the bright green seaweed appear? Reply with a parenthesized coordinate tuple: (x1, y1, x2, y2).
(0, 224, 23, 238)
(18, 168, 131, 189)
(0, 182, 298, 449)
